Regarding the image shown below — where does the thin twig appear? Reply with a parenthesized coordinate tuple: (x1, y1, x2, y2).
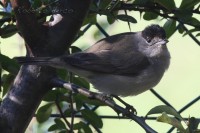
(51, 78, 157, 133)
(112, 3, 200, 29)
(82, 104, 102, 133)
(69, 92, 75, 133)
(150, 89, 175, 109)
(55, 97, 71, 130)
(179, 23, 200, 46)
(68, 72, 75, 133)
(47, 114, 200, 121)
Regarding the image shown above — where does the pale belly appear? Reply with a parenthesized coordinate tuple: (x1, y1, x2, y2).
(87, 72, 163, 97)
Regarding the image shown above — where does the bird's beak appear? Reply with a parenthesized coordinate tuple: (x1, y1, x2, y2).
(155, 39, 169, 45)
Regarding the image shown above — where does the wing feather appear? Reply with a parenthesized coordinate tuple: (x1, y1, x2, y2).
(62, 32, 150, 75)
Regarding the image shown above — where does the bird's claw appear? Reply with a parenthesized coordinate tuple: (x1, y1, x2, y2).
(111, 94, 137, 115)
(125, 104, 137, 115)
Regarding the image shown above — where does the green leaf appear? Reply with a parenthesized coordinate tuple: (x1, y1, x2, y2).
(74, 122, 93, 133)
(73, 76, 90, 89)
(59, 130, 68, 133)
(182, 28, 199, 37)
(196, 33, 200, 37)
(143, 12, 158, 20)
(56, 68, 68, 80)
(64, 109, 72, 117)
(177, 24, 185, 34)
(175, 10, 192, 22)
(107, 11, 118, 24)
(116, 14, 137, 23)
(42, 90, 62, 102)
(0, 12, 11, 17)
(0, 54, 19, 74)
(189, 17, 200, 27)
(107, 15, 116, 24)
(81, 109, 103, 128)
(48, 124, 68, 132)
(54, 118, 67, 130)
(163, 19, 176, 39)
(32, 0, 42, 9)
(154, 0, 176, 10)
(0, 24, 18, 38)
(157, 112, 185, 132)
(48, 124, 59, 132)
(146, 105, 183, 120)
(99, 0, 113, 9)
(82, 14, 97, 26)
(70, 46, 82, 53)
(36, 103, 54, 123)
(180, 0, 200, 9)
(74, 95, 84, 111)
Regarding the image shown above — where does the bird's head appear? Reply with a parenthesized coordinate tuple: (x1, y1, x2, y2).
(142, 25, 168, 46)
(141, 25, 169, 57)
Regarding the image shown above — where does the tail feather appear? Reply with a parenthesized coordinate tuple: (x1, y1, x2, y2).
(14, 57, 52, 65)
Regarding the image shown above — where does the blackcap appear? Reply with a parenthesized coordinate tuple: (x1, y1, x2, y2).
(16, 25, 170, 96)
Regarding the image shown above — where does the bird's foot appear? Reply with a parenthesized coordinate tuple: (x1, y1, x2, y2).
(111, 94, 137, 115)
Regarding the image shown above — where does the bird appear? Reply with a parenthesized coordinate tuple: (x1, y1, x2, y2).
(16, 24, 170, 97)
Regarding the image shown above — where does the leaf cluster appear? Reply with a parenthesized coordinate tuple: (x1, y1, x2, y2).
(147, 105, 200, 133)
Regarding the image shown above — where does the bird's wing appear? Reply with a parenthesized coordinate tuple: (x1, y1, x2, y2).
(62, 32, 150, 75)
(63, 50, 150, 75)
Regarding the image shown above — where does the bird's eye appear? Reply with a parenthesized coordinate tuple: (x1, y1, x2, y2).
(146, 37, 151, 43)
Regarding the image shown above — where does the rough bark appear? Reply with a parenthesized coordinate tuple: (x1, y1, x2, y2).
(0, 0, 91, 133)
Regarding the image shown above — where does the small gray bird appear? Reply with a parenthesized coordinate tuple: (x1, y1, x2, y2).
(16, 25, 170, 97)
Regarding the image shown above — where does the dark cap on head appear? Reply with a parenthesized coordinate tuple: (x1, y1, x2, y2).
(142, 25, 166, 42)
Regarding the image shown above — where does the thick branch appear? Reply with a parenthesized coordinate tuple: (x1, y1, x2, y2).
(46, 0, 92, 56)
(51, 78, 157, 133)
(10, 0, 46, 49)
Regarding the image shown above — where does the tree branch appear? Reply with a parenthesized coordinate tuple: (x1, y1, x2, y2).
(45, 0, 92, 56)
(51, 78, 157, 133)
(179, 23, 200, 45)
(55, 98, 71, 130)
(113, 3, 200, 29)
(10, 0, 46, 50)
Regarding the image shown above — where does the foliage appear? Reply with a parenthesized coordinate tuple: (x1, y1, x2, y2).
(146, 105, 200, 133)
(0, 0, 200, 132)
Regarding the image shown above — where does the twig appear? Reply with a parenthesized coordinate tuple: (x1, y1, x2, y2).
(51, 78, 157, 133)
(112, 3, 200, 29)
(68, 72, 75, 133)
(55, 97, 71, 130)
(150, 89, 175, 109)
(179, 23, 200, 46)
(47, 114, 200, 121)
(82, 104, 102, 133)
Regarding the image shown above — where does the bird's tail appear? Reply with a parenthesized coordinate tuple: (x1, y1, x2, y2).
(14, 57, 53, 65)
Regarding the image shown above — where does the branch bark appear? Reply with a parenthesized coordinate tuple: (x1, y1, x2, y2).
(0, 0, 91, 133)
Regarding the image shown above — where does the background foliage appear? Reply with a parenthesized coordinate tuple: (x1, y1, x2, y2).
(0, 0, 200, 132)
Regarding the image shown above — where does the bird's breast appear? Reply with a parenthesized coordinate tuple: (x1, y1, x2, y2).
(87, 67, 164, 96)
